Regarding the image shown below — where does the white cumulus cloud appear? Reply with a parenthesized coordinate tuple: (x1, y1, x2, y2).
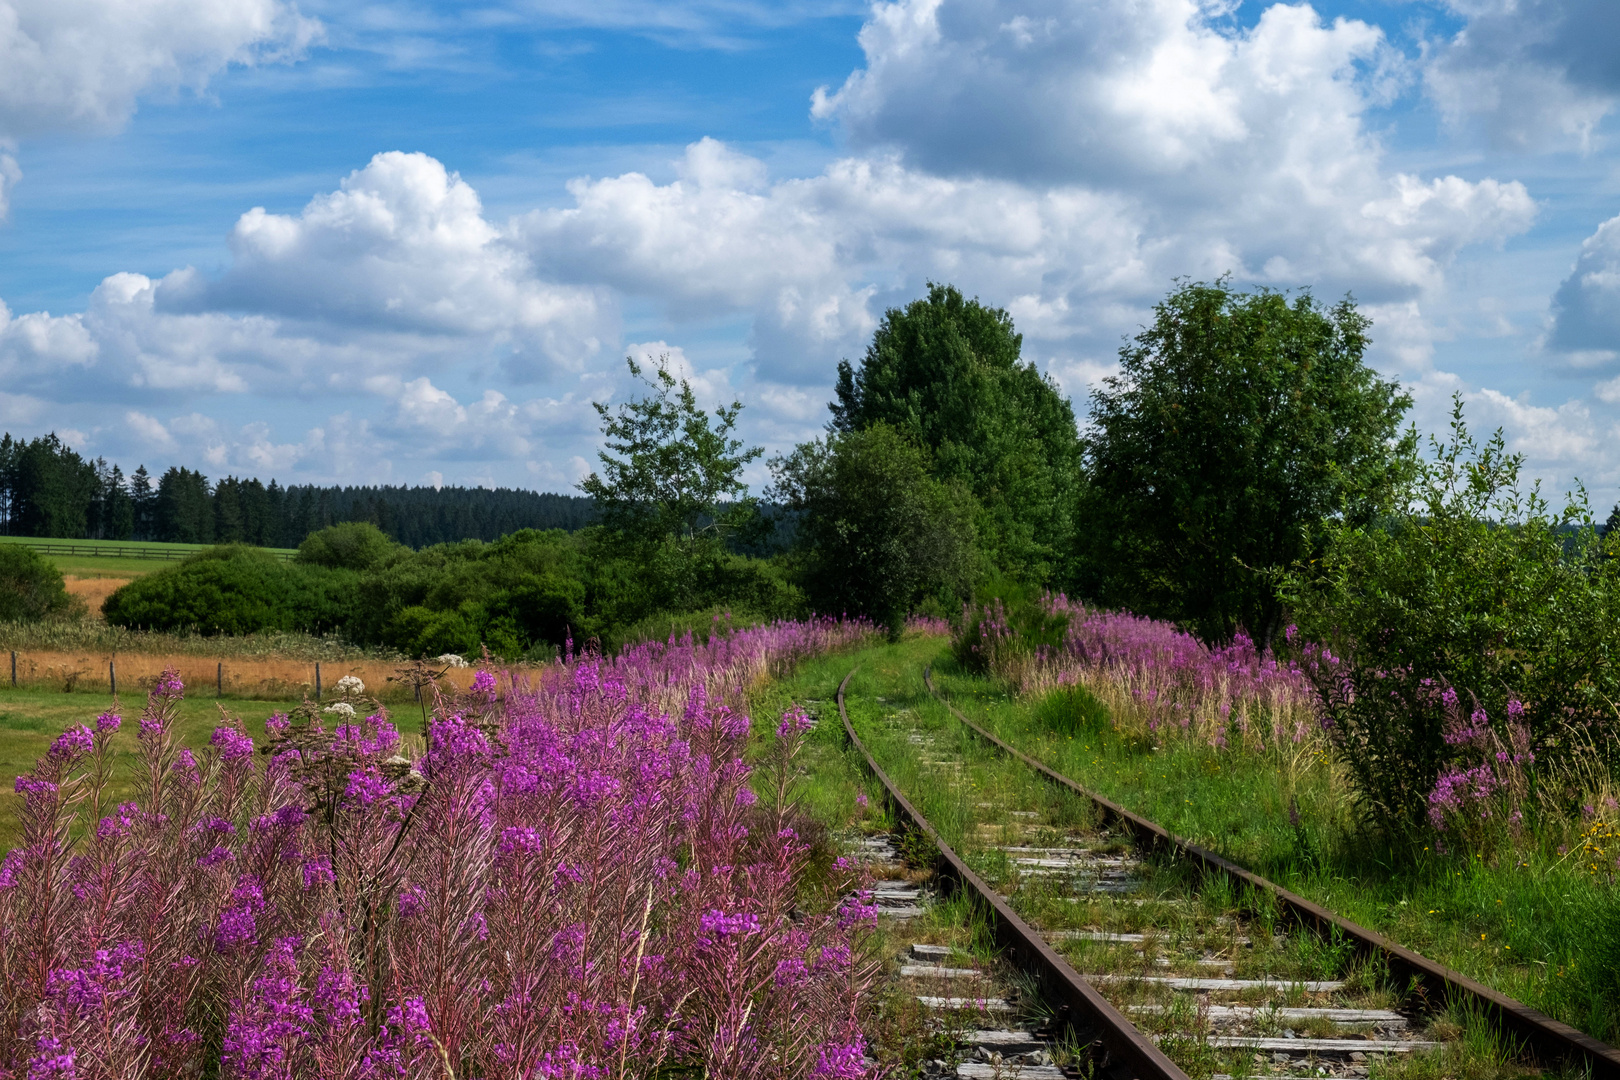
(0, 0, 318, 142)
(1548, 213, 1620, 363)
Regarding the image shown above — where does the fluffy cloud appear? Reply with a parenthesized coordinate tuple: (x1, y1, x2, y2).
(1548, 213, 1620, 363)
(1, 153, 616, 412)
(0, 0, 318, 142)
(1426, 0, 1620, 151)
(160, 152, 611, 381)
(815, 0, 1396, 185)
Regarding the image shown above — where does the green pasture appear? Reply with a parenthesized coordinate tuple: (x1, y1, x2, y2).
(0, 535, 297, 578)
(0, 683, 303, 848)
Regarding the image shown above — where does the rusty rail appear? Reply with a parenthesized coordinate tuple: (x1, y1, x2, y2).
(921, 666, 1620, 1080)
(836, 667, 1190, 1080)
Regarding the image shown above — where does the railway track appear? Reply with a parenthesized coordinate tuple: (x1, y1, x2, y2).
(835, 665, 1620, 1080)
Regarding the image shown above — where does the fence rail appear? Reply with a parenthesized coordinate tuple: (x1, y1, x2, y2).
(2, 541, 296, 562)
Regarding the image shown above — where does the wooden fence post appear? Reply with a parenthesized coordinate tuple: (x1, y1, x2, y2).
(110, 659, 117, 696)
(315, 662, 322, 702)
(217, 662, 223, 698)
(12, 651, 17, 687)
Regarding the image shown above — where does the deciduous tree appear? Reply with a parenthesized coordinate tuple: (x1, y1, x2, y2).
(771, 423, 978, 638)
(832, 283, 1080, 585)
(1082, 279, 1413, 645)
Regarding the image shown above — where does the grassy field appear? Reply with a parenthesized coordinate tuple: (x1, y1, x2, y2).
(0, 535, 296, 578)
(0, 684, 304, 847)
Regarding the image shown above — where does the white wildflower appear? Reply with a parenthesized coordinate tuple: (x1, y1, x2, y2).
(436, 653, 470, 669)
(334, 675, 365, 696)
(323, 702, 356, 719)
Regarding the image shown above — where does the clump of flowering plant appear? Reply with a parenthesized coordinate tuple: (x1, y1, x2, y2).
(0, 619, 881, 1080)
(957, 593, 1316, 754)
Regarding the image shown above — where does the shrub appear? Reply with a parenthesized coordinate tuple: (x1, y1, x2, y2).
(352, 530, 593, 658)
(0, 545, 79, 622)
(102, 545, 357, 636)
(296, 521, 406, 571)
(1290, 399, 1620, 836)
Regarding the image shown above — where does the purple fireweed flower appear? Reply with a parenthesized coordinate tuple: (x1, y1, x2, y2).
(698, 909, 761, 942)
(811, 1036, 870, 1078)
(777, 707, 814, 738)
(210, 726, 255, 762)
(836, 895, 878, 929)
(214, 877, 265, 953)
(301, 858, 335, 890)
(343, 767, 393, 808)
(155, 670, 184, 698)
(497, 826, 545, 856)
(222, 937, 314, 1080)
(197, 846, 235, 870)
(96, 802, 139, 842)
(471, 669, 497, 695)
(94, 711, 120, 734)
(313, 964, 365, 1029)
(26, 1036, 76, 1080)
(173, 748, 201, 784)
(48, 725, 94, 765)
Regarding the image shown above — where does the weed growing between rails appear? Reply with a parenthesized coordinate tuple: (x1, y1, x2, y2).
(957, 595, 1320, 757)
(0, 656, 886, 1078)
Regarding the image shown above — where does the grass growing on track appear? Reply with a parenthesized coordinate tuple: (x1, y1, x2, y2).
(923, 641, 1620, 1046)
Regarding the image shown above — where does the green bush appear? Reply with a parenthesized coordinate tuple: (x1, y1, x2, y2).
(770, 422, 979, 639)
(1290, 399, 1620, 835)
(352, 529, 593, 659)
(103, 546, 358, 636)
(0, 545, 79, 622)
(297, 521, 406, 571)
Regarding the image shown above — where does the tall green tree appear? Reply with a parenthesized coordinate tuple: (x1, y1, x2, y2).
(579, 355, 762, 608)
(771, 423, 978, 638)
(156, 467, 214, 543)
(1082, 279, 1414, 645)
(129, 465, 157, 540)
(832, 283, 1081, 584)
(13, 434, 97, 538)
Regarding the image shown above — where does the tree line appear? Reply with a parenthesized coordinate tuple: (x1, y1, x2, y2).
(0, 434, 596, 548)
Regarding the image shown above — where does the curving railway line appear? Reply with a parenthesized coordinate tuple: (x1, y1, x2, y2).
(835, 665, 1620, 1080)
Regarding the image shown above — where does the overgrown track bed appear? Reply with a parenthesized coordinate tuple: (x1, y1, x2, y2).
(838, 665, 1620, 1080)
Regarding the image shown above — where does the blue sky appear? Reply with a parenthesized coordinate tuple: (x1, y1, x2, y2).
(1, 0, 1618, 508)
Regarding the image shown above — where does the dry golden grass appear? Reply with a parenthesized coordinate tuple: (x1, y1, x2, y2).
(1, 649, 505, 703)
(62, 576, 130, 619)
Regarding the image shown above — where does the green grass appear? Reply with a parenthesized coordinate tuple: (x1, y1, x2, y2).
(921, 647, 1620, 1045)
(0, 683, 304, 848)
(0, 535, 297, 578)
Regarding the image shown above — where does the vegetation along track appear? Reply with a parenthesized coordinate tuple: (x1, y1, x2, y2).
(836, 665, 1620, 1080)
